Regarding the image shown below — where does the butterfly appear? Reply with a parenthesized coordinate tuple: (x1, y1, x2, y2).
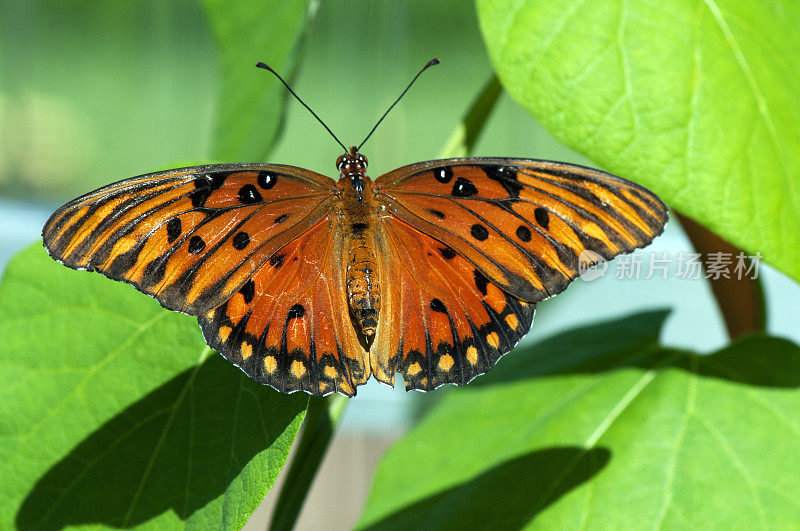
(42, 59, 668, 397)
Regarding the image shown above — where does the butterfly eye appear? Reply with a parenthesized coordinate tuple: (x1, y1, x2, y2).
(359, 155, 368, 168)
(336, 154, 346, 170)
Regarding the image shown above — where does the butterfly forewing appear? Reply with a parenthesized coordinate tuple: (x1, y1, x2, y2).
(43, 163, 338, 314)
(374, 158, 668, 303)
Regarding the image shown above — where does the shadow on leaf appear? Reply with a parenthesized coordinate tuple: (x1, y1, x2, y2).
(359, 446, 610, 530)
(16, 354, 306, 529)
(480, 310, 800, 389)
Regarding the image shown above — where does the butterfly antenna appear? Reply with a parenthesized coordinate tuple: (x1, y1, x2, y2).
(256, 61, 348, 153)
(357, 58, 440, 152)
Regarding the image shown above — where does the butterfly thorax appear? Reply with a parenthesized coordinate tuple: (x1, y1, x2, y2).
(337, 148, 381, 337)
(337, 146, 369, 201)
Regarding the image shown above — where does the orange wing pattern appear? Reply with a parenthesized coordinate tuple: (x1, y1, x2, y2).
(43, 154, 668, 397)
(371, 158, 667, 390)
(43, 163, 337, 315)
(198, 221, 369, 397)
(375, 158, 668, 304)
(369, 219, 535, 391)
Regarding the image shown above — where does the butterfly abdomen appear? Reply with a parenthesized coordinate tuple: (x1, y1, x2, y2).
(346, 231, 381, 337)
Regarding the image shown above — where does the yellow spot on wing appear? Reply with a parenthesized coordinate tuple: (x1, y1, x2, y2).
(291, 360, 307, 379)
(466, 346, 478, 365)
(219, 326, 232, 342)
(487, 332, 500, 349)
(438, 354, 454, 371)
(408, 362, 421, 376)
(264, 356, 277, 373)
(240, 342, 252, 359)
(505, 314, 519, 329)
(324, 365, 338, 379)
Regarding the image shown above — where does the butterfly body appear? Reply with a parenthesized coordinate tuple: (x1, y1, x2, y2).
(43, 152, 667, 397)
(334, 147, 382, 337)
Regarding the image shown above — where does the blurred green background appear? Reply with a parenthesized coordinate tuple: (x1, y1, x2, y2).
(1, 0, 565, 199)
(2, 0, 799, 527)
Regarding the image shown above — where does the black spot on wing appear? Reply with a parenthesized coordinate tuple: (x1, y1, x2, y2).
(438, 246, 457, 260)
(190, 172, 227, 207)
(473, 269, 489, 296)
(238, 184, 263, 204)
(270, 253, 285, 268)
(433, 167, 453, 183)
(470, 224, 489, 241)
(287, 304, 305, 319)
(258, 171, 277, 189)
(483, 164, 522, 198)
(239, 279, 255, 304)
(232, 231, 250, 250)
(430, 298, 447, 313)
(275, 213, 289, 224)
(534, 207, 550, 229)
(427, 209, 446, 219)
(516, 225, 532, 242)
(166, 218, 181, 243)
(188, 236, 205, 254)
(452, 177, 478, 198)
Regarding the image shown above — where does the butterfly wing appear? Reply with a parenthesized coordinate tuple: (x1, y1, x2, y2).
(371, 158, 667, 389)
(43, 163, 337, 315)
(369, 218, 535, 390)
(374, 158, 668, 303)
(198, 219, 369, 397)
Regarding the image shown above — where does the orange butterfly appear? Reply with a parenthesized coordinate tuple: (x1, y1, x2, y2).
(42, 59, 667, 397)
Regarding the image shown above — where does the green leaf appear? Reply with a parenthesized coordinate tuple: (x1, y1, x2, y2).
(202, 0, 313, 161)
(0, 245, 307, 529)
(357, 311, 800, 528)
(476, 0, 800, 283)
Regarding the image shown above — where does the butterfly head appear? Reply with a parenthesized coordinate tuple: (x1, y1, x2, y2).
(337, 146, 368, 177)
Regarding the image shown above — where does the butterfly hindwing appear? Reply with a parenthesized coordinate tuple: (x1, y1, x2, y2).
(43, 163, 337, 315)
(369, 218, 535, 391)
(198, 220, 369, 397)
(374, 158, 668, 303)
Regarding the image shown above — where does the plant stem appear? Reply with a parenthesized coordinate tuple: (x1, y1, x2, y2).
(268, 394, 348, 531)
(676, 211, 766, 339)
(438, 75, 502, 158)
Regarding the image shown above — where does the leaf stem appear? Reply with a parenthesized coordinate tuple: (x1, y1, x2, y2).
(438, 75, 502, 158)
(676, 211, 766, 339)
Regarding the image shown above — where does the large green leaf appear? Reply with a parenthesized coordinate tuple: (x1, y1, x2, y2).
(202, 0, 312, 161)
(357, 311, 800, 528)
(477, 0, 800, 283)
(0, 245, 307, 529)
